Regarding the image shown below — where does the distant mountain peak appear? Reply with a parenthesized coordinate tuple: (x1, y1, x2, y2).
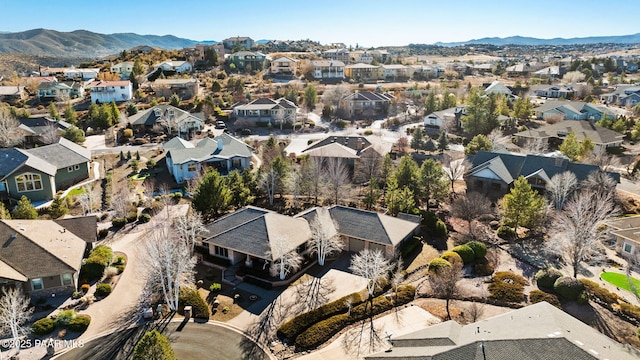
(434, 33, 640, 46)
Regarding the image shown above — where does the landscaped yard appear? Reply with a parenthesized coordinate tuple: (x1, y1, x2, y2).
(601, 271, 640, 295)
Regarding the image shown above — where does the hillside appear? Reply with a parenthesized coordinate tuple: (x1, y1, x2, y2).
(0, 29, 202, 57)
(434, 33, 640, 47)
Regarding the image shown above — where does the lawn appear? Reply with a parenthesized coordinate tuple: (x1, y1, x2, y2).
(601, 272, 640, 295)
(67, 187, 85, 196)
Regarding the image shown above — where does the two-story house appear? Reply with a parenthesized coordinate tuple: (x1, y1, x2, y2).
(228, 51, 267, 72)
(110, 61, 135, 79)
(233, 97, 298, 127)
(341, 91, 393, 119)
(129, 105, 205, 138)
(311, 60, 345, 81)
(270, 57, 299, 76)
(222, 36, 254, 50)
(345, 63, 381, 82)
(89, 80, 133, 103)
(153, 61, 192, 74)
(151, 78, 200, 100)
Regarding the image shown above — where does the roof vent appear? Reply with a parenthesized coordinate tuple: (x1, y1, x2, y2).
(10, 233, 16, 239)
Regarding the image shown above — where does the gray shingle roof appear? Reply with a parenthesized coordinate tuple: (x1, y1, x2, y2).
(18, 117, 72, 136)
(0, 149, 29, 179)
(26, 138, 91, 170)
(328, 206, 419, 246)
(166, 133, 252, 165)
(514, 120, 624, 146)
(128, 105, 204, 127)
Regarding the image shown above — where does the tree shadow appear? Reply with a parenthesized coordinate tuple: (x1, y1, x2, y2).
(341, 302, 387, 359)
(292, 276, 335, 315)
(239, 296, 289, 360)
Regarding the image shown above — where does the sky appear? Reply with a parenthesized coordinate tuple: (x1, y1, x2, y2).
(2, 0, 640, 47)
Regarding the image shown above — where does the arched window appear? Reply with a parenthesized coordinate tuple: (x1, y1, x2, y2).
(15, 173, 43, 192)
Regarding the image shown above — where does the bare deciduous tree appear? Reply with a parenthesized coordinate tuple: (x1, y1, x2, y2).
(77, 184, 96, 215)
(309, 207, 344, 266)
(0, 287, 33, 356)
(0, 107, 22, 148)
(266, 236, 303, 280)
(355, 148, 382, 184)
(40, 121, 61, 145)
(523, 137, 548, 154)
(260, 167, 278, 206)
(546, 171, 578, 211)
(443, 154, 470, 194)
(174, 211, 208, 253)
(586, 147, 621, 172)
(486, 128, 509, 151)
(581, 170, 617, 197)
(111, 182, 132, 218)
(451, 192, 491, 237)
(287, 167, 303, 209)
(563, 71, 586, 84)
(547, 190, 617, 278)
(142, 224, 197, 310)
(349, 249, 393, 300)
(323, 157, 350, 205)
(301, 156, 323, 205)
(428, 261, 463, 320)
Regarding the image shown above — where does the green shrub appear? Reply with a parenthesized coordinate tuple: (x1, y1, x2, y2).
(115, 265, 125, 274)
(488, 271, 528, 303)
(95, 283, 112, 297)
(98, 229, 109, 239)
(452, 245, 475, 264)
(428, 258, 451, 274)
(473, 257, 495, 276)
(32, 318, 55, 335)
(111, 217, 127, 227)
(434, 219, 448, 237)
(114, 256, 126, 265)
(138, 213, 151, 223)
(278, 292, 362, 341)
(529, 290, 561, 308)
(126, 211, 138, 223)
(579, 278, 620, 304)
(209, 283, 221, 292)
(399, 236, 422, 258)
(67, 315, 91, 332)
(619, 303, 640, 322)
(172, 192, 183, 200)
(91, 245, 113, 263)
(81, 257, 107, 281)
(441, 251, 463, 267)
(553, 276, 585, 301)
(497, 225, 516, 239)
(465, 241, 487, 259)
(364, 129, 373, 135)
(577, 291, 590, 305)
(72, 291, 82, 300)
(295, 314, 350, 349)
(179, 287, 210, 319)
(535, 268, 563, 289)
(391, 285, 416, 305)
(54, 310, 77, 327)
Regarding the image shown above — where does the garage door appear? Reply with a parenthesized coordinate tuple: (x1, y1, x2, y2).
(369, 243, 386, 255)
(349, 238, 366, 253)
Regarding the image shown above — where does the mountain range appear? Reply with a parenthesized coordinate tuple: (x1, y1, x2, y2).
(434, 33, 640, 47)
(1, 29, 640, 58)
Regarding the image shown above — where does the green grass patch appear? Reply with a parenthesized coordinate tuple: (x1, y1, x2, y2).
(68, 187, 85, 196)
(130, 173, 153, 181)
(601, 272, 640, 295)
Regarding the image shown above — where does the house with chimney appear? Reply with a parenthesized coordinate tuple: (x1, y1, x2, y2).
(129, 105, 205, 139)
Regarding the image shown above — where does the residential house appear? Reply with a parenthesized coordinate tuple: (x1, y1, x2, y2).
(151, 78, 200, 100)
(381, 64, 409, 81)
(129, 45, 161, 55)
(366, 301, 636, 360)
(351, 50, 373, 64)
(222, 36, 254, 50)
(408, 65, 437, 80)
(533, 100, 617, 121)
(606, 216, 640, 258)
(531, 84, 575, 99)
(600, 84, 640, 107)
(311, 60, 345, 81)
(233, 97, 298, 126)
(423, 106, 466, 129)
(129, 105, 204, 138)
(270, 56, 299, 75)
(39, 67, 100, 80)
(0, 138, 91, 203)
(301, 135, 383, 183)
(17, 117, 73, 146)
(513, 120, 624, 151)
(322, 49, 350, 63)
(533, 65, 563, 79)
(472, 62, 496, 74)
(89, 80, 133, 103)
(484, 80, 516, 99)
(110, 61, 135, 79)
(163, 133, 253, 184)
(341, 91, 394, 119)
(0, 219, 88, 294)
(228, 51, 267, 72)
(465, 150, 619, 199)
(199, 205, 420, 273)
(345, 63, 381, 82)
(153, 60, 192, 74)
(505, 63, 537, 77)
(0, 86, 27, 102)
(37, 81, 79, 102)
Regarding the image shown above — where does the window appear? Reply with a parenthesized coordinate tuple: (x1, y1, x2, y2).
(214, 246, 229, 258)
(15, 173, 43, 192)
(74, 164, 80, 171)
(61, 273, 73, 286)
(624, 243, 634, 254)
(232, 159, 242, 169)
(68, 166, 74, 172)
(31, 278, 44, 291)
(187, 164, 197, 172)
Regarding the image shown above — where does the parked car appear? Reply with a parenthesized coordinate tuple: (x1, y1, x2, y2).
(215, 121, 226, 129)
(240, 128, 252, 135)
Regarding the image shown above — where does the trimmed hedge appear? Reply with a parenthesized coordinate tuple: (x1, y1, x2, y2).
(554, 277, 585, 301)
(179, 287, 210, 319)
(529, 290, 561, 308)
(579, 278, 620, 304)
(441, 252, 463, 267)
(428, 258, 451, 274)
(619, 303, 640, 323)
(80, 245, 113, 281)
(452, 245, 475, 264)
(465, 241, 487, 259)
(278, 292, 362, 341)
(68, 315, 91, 332)
(488, 271, 528, 303)
(95, 283, 112, 297)
(294, 286, 415, 349)
(32, 318, 55, 335)
(534, 268, 563, 289)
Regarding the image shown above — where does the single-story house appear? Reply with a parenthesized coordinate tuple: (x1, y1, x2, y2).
(0, 86, 28, 102)
(233, 97, 298, 126)
(129, 45, 161, 55)
(513, 120, 625, 151)
(341, 91, 393, 119)
(0, 219, 88, 294)
(89, 80, 133, 103)
(150, 78, 200, 100)
(366, 301, 636, 360)
(17, 117, 74, 146)
(129, 105, 204, 138)
(606, 216, 640, 258)
(533, 65, 562, 79)
(465, 150, 619, 199)
(533, 101, 617, 121)
(199, 205, 421, 272)
(423, 106, 465, 129)
(163, 133, 253, 184)
(153, 61, 192, 73)
(531, 84, 575, 99)
(0, 138, 91, 203)
(600, 85, 640, 106)
(37, 81, 83, 102)
(484, 81, 517, 99)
